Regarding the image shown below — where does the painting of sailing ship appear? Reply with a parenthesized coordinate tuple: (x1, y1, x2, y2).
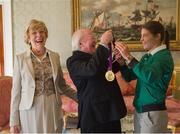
(80, 0, 176, 41)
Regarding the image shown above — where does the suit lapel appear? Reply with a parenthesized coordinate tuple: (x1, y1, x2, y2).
(47, 49, 58, 81)
(25, 50, 35, 79)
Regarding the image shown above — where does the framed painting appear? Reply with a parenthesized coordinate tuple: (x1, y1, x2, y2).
(72, 0, 180, 51)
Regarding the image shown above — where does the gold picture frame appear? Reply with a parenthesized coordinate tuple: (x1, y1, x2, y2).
(72, 0, 180, 51)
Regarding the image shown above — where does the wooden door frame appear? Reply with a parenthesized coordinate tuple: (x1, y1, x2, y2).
(0, 0, 13, 76)
(0, 5, 4, 76)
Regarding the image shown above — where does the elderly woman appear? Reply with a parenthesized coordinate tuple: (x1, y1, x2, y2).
(10, 19, 77, 133)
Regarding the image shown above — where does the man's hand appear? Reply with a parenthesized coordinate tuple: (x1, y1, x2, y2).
(10, 125, 21, 134)
(100, 30, 113, 46)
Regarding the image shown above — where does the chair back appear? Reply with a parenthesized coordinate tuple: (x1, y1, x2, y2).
(0, 76, 12, 131)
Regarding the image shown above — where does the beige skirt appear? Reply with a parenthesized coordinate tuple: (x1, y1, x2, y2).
(19, 94, 63, 133)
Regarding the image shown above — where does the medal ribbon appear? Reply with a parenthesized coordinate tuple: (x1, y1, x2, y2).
(108, 43, 113, 71)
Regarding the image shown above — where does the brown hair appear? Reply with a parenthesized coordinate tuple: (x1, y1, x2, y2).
(24, 19, 48, 45)
(142, 21, 169, 49)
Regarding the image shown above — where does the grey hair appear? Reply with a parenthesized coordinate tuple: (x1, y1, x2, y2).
(71, 30, 82, 51)
(72, 30, 83, 51)
(71, 29, 91, 51)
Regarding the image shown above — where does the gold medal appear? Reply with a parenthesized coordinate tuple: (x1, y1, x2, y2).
(105, 70, 115, 82)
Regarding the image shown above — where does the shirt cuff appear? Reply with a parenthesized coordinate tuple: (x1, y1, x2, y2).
(128, 58, 139, 68)
(99, 43, 109, 50)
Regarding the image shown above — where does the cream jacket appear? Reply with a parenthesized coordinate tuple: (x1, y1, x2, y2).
(10, 49, 77, 126)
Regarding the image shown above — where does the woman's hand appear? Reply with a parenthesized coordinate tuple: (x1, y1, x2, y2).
(113, 48, 126, 65)
(115, 42, 133, 62)
(10, 125, 21, 134)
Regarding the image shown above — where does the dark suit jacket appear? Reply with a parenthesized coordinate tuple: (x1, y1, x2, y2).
(66, 45, 127, 129)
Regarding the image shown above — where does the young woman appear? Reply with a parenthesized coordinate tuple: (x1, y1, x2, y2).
(115, 21, 174, 133)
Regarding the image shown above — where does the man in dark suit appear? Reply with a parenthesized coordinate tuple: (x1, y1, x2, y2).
(66, 29, 127, 133)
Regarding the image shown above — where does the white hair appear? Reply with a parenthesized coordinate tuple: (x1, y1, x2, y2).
(71, 30, 82, 51)
(71, 29, 91, 51)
